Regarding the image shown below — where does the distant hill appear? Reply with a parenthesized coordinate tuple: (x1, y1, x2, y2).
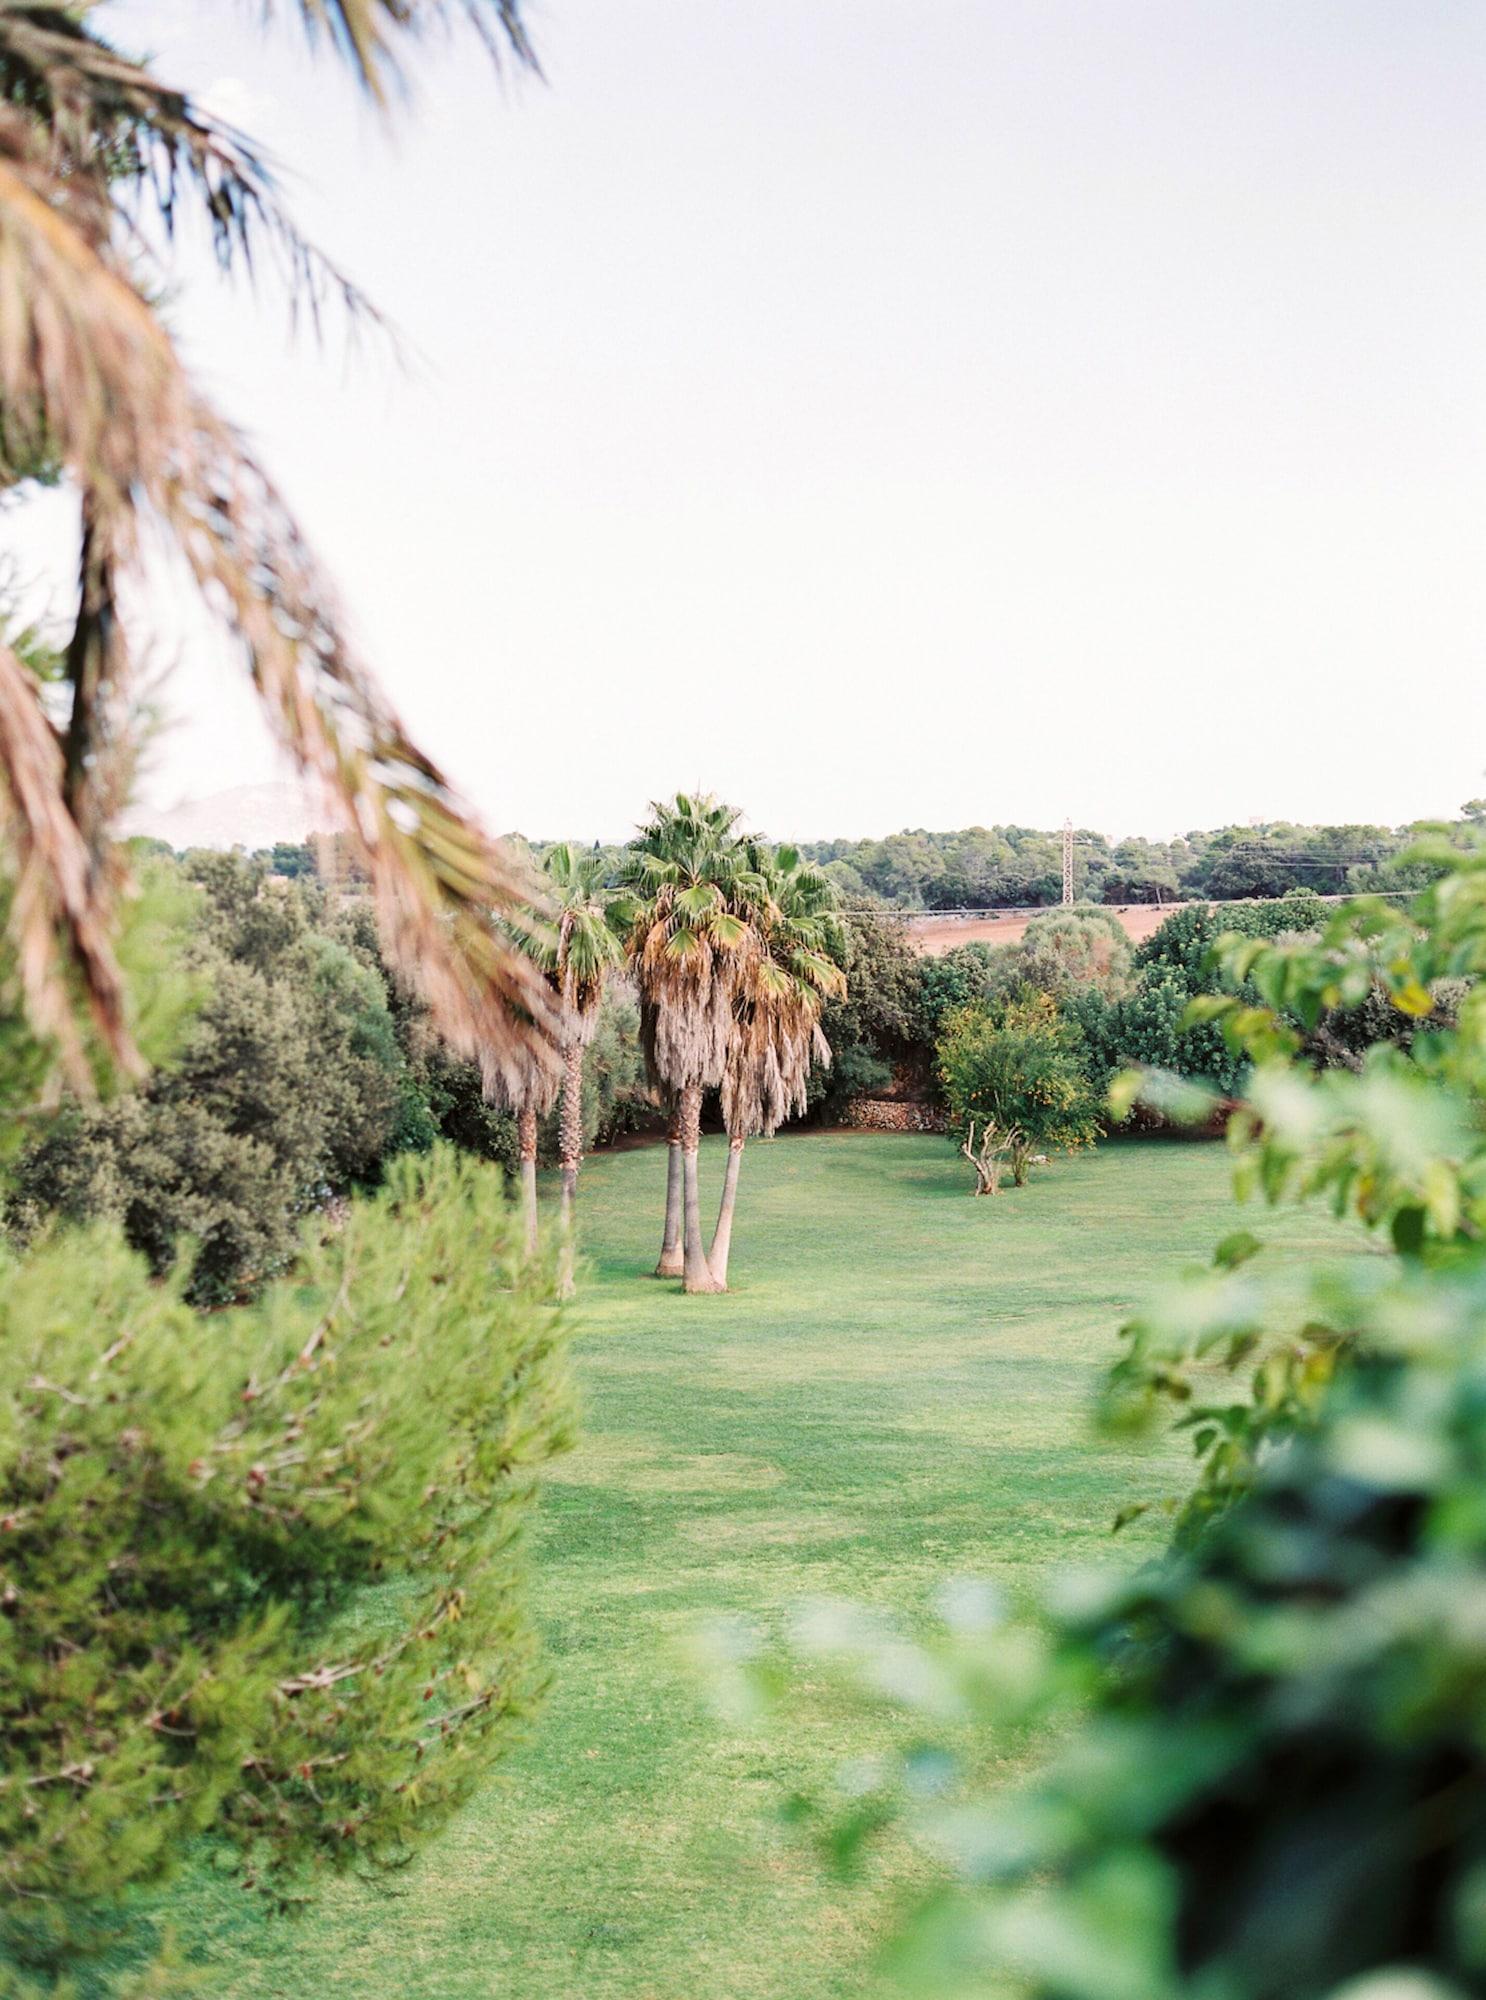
(124, 781, 339, 853)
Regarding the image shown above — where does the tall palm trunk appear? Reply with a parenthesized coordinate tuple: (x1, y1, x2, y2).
(678, 1082, 723, 1294)
(708, 1131, 745, 1288)
(516, 1105, 538, 1257)
(556, 1038, 584, 1298)
(655, 1104, 683, 1277)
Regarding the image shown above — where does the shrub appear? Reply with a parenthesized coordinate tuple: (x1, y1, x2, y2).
(808, 909, 925, 1117)
(1015, 907, 1132, 1000)
(1130, 894, 1316, 991)
(917, 944, 1012, 1037)
(0, 1147, 572, 1989)
(8, 857, 431, 1302)
(1068, 974, 1247, 1099)
(573, 986, 652, 1150)
(1071, 893, 1330, 1101)
(936, 999, 1099, 1186)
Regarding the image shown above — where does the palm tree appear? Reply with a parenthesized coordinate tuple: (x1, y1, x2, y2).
(619, 794, 758, 1295)
(709, 846, 845, 1288)
(481, 1044, 560, 1258)
(0, 0, 555, 1096)
(654, 1093, 684, 1281)
(531, 843, 625, 1296)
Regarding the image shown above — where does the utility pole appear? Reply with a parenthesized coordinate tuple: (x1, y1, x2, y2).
(1062, 818, 1074, 906)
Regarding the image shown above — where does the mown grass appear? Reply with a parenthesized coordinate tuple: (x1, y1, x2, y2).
(177, 1132, 1353, 1999)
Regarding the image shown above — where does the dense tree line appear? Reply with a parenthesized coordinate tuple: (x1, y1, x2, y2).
(260, 808, 1484, 915)
(794, 807, 1485, 908)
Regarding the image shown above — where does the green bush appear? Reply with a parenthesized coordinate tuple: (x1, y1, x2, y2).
(808, 909, 925, 1118)
(1130, 894, 1317, 990)
(1070, 895, 1328, 1101)
(573, 986, 651, 1151)
(7, 857, 432, 1302)
(0, 1146, 572, 1990)
(1015, 908, 1132, 1000)
(916, 944, 1012, 1037)
(936, 998, 1099, 1186)
(1068, 974, 1246, 1098)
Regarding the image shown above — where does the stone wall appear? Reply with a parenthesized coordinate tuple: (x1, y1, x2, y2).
(841, 1098, 947, 1134)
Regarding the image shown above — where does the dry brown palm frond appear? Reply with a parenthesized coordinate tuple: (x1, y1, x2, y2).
(287, 0, 539, 103)
(0, 635, 135, 1085)
(479, 1037, 560, 1119)
(634, 913, 741, 1092)
(0, 132, 558, 1089)
(0, 3, 384, 332)
(718, 942, 839, 1139)
(60, 497, 133, 872)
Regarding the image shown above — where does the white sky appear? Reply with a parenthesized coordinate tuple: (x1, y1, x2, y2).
(8, 0, 1486, 842)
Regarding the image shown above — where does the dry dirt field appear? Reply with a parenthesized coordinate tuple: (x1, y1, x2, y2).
(906, 903, 1186, 955)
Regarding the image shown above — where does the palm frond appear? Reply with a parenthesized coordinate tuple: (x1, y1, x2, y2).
(59, 494, 132, 864)
(0, 633, 135, 1084)
(0, 5, 384, 332)
(676, 881, 720, 919)
(0, 131, 558, 1087)
(288, 0, 539, 103)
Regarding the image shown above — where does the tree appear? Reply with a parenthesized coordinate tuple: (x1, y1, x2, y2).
(479, 1044, 559, 1259)
(0, 0, 556, 1102)
(619, 795, 757, 1294)
(936, 998, 1099, 1189)
(7, 854, 431, 1302)
(530, 844, 625, 1296)
(571, 986, 649, 1151)
(709, 845, 844, 1287)
(806, 907, 925, 1119)
(0, 1148, 572, 1991)
(916, 942, 1012, 1037)
(1016, 906, 1132, 999)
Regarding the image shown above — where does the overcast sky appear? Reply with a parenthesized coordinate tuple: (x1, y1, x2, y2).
(10, 0, 1486, 841)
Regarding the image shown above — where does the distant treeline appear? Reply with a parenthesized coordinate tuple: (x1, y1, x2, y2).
(797, 811, 1486, 908)
(159, 806, 1486, 912)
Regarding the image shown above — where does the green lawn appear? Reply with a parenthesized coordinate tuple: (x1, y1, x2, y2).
(178, 1132, 1353, 1999)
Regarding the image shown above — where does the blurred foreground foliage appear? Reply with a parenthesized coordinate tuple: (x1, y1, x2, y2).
(742, 837, 1486, 2000)
(0, 1146, 572, 1995)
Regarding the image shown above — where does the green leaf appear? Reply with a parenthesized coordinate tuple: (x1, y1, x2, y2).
(1391, 1205, 1426, 1258)
(1213, 1231, 1262, 1272)
(1182, 994, 1236, 1025)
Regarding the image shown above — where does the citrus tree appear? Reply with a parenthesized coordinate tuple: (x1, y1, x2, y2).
(936, 997, 1099, 1190)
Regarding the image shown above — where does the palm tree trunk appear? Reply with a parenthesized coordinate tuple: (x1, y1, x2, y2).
(678, 1082, 723, 1294)
(516, 1105, 538, 1257)
(556, 1038, 583, 1299)
(655, 1104, 683, 1277)
(708, 1131, 745, 1288)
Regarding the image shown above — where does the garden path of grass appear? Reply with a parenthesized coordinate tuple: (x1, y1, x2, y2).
(182, 1133, 1353, 2000)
